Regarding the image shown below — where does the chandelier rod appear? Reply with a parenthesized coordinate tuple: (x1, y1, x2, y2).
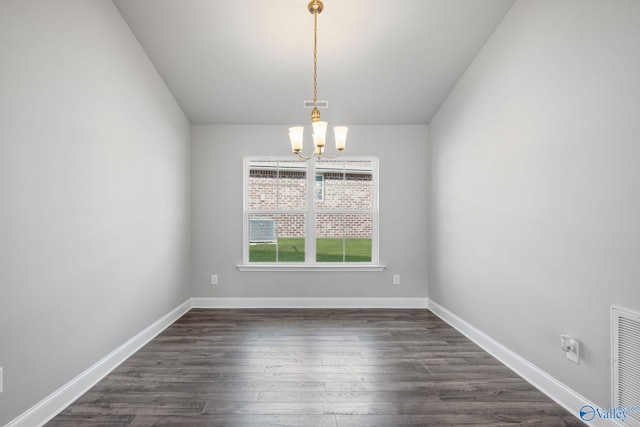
(311, 0, 320, 122)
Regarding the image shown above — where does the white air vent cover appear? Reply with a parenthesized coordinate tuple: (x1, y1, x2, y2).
(303, 100, 328, 109)
(613, 306, 640, 427)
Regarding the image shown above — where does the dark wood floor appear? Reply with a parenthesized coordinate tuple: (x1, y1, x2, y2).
(48, 309, 584, 426)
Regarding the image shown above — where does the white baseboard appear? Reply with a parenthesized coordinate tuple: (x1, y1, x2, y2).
(191, 297, 429, 309)
(6, 299, 192, 427)
(427, 299, 619, 427)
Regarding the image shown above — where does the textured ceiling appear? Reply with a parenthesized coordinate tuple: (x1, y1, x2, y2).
(114, 0, 515, 125)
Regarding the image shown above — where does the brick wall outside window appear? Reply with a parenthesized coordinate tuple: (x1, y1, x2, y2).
(249, 170, 373, 238)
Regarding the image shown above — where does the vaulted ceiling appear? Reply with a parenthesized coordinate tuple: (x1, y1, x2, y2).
(114, 0, 515, 125)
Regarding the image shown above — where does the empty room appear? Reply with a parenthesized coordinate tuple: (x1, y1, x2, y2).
(1, 0, 639, 426)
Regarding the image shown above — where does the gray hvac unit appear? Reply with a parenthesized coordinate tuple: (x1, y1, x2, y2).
(249, 218, 276, 243)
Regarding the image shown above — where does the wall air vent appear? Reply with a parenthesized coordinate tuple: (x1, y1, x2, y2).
(303, 100, 328, 109)
(612, 306, 640, 427)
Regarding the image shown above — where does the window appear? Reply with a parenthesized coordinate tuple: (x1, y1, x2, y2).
(242, 157, 380, 270)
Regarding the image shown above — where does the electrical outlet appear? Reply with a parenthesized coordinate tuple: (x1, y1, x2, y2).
(566, 339, 580, 364)
(393, 274, 400, 285)
(211, 274, 218, 285)
(561, 335, 580, 364)
(1, 366, 3, 393)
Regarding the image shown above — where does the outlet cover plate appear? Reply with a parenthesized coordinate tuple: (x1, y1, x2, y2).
(566, 340, 580, 364)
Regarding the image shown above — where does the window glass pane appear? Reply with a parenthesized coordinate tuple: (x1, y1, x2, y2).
(278, 160, 307, 210)
(344, 239, 372, 262)
(276, 213, 306, 262)
(315, 162, 344, 211)
(345, 213, 372, 262)
(343, 161, 373, 211)
(315, 212, 373, 263)
(249, 213, 305, 262)
(316, 213, 344, 262)
(248, 161, 278, 210)
(249, 160, 306, 210)
(315, 161, 373, 211)
(344, 212, 372, 239)
(249, 214, 277, 262)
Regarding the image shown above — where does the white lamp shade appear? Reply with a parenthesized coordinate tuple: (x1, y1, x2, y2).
(334, 126, 348, 151)
(289, 126, 304, 152)
(312, 121, 328, 137)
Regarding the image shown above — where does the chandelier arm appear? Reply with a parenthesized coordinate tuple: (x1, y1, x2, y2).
(294, 150, 316, 161)
(317, 150, 344, 160)
(294, 145, 343, 161)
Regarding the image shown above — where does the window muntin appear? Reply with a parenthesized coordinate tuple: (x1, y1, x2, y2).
(244, 157, 378, 266)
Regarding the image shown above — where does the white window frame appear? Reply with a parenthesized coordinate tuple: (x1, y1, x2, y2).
(238, 156, 384, 271)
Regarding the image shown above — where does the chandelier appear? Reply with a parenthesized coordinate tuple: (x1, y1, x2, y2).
(289, 0, 348, 161)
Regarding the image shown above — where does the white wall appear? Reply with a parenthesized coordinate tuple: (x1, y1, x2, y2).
(0, 1, 191, 424)
(429, 0, 640, 408)
(191, 125, 428, 299)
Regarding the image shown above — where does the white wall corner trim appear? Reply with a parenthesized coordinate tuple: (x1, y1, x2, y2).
(6, 299, 193, 427)
(191, 297, 429, 309)
(427, 299, 619, 427)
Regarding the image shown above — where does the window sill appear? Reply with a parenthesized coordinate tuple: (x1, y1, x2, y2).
(237, 264, 386, 272)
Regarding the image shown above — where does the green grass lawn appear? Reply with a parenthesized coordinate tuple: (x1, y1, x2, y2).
(249, 238, 372, 262)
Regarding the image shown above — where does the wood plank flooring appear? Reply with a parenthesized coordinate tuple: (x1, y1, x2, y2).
(48, 309, 584, 426)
